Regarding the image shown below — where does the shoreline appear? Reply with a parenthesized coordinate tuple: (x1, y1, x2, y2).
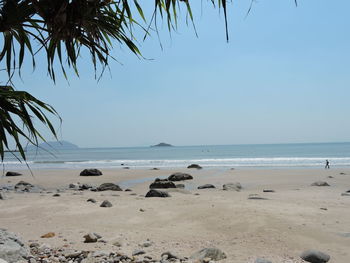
(1, 164, 349, 172)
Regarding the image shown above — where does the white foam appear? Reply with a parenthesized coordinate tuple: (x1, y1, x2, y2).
(3, 157, 350, 170)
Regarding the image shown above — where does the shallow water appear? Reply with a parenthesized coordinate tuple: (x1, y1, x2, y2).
(3, 142, 350, 170)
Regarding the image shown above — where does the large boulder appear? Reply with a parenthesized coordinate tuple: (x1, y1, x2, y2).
(187, 164, 202, 169)
(198, 184, 216, 189)
(145, 189, 171, 198)
(0, 229, 31, 262)
(149, 179, 176, 189)
(311, 181, 330, 187)
(223, 182, 242, 191)
(300, 250, 330, 263)
(190, 247, 226, 261)
(97, 183, 122, 191)
(168, 172, 193, 181)
(5, 172, 22, 177)
(80, 169, 102, 176)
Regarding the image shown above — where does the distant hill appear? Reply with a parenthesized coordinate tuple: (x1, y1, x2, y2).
(151, 142, 173, 147)
(26, 140, 79, 151)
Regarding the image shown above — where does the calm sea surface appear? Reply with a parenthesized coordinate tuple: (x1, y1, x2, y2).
(3, 142, 350, 170)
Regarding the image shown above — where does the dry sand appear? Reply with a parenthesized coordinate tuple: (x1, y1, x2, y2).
(1, 168, 350, 262)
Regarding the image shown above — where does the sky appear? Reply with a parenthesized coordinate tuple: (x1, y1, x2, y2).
(4, 0, 350, 148)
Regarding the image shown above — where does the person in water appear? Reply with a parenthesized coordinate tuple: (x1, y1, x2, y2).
(325, 159, 330, 169)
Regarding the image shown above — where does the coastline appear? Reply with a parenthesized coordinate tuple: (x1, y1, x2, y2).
(1, 168, 350, 262)
(3, 142, 350, 171)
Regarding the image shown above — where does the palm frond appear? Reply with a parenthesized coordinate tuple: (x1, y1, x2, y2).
(0, 85, 61, 161)
(0, 0, 232, 161)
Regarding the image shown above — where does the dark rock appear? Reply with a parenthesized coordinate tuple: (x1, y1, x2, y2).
(300, 250, 330, 263)
(132, 250, 145, 256)
(145, 189, 171, 198)
(168, 172, 193, 181)
(69, 183, 78, 189)
(5, 171, 22, 177)
(79, 183, 93, 190)
(15, 181, 33, 188)
(97, 183, 122, 191)
(52, 193, 60, 197)
(151, 168, 159, 170)
(311, 181, 330, 187)
(223, 182, 242, 191)
(149, 179, 176, 189)
(124, 188, 132, 192)
(187, 164, 202, 169)
(123, 167, 130, 169)
(87, 198, 96, 203)
(340, 172, 346, 175)
(161, 251, 179, 260)
(0, 193, 4, 200)
(197, 184, 216, 189)
(79, 169, 102, 176)
(263, 189, 275, 193)
(248, 194, 268, 200)
(100, 200, 113, 207)
(0, 229, 31, 262)
(83, 233, 100, 243)
(341, 192, 350, 196)
(14, 181, 41, 192)
(190, 247, 226, 261)
(255, 258, 272, 263)
(176, 184, 185, 189)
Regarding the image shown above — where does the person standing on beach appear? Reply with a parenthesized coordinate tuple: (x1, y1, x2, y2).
(325, 160, 330, 169)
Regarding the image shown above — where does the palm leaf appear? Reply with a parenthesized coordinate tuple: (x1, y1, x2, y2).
(0, 85, 61, 161)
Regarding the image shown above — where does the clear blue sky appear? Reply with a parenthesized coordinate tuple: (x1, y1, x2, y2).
(5, 0, 350, 147)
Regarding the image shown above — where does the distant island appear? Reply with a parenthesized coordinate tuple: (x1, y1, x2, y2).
(26, 140, 79, 151)
(151, 142, 173, 147)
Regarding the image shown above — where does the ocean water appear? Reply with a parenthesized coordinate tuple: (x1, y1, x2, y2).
(2, 142, 350, 170)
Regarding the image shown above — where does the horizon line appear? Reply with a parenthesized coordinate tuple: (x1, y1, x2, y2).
(77, 140, 350, 149)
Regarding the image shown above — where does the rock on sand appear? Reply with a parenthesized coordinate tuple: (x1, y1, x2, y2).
(0, 229, 31, 262)
(80, 169, 102, 176)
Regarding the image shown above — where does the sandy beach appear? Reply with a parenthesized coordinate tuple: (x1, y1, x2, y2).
(1, 168, 350, 262)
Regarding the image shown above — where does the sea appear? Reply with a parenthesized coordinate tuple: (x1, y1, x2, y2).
(2, 142, 350, 170)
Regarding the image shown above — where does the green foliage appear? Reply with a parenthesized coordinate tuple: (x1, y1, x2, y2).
(0, 0, 228, 80)
(0, 85, 60, 161)
(0, 0, 230, 161)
